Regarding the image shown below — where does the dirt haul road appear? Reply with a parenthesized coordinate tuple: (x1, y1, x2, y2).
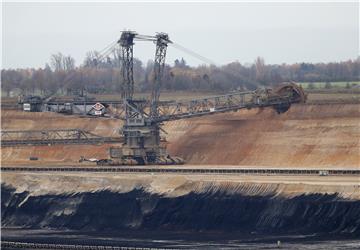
(1, 103, 359, 168)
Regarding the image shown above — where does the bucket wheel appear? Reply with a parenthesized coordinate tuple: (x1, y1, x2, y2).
(270, 82, 307, 114)
(274, 82, 307, 103)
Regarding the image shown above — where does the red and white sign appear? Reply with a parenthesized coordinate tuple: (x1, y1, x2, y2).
(92, 102, 105, 111)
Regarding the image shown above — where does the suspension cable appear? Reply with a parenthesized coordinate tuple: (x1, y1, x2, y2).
(61, 39, 119, 92)
(170, 42, 216, 65)
(57, 36, 217, 98)
(98, 39, 118, 55)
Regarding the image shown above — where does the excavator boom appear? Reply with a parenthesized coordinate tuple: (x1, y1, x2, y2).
(111, 82, 306, 123)
(73, 31, 308, 165)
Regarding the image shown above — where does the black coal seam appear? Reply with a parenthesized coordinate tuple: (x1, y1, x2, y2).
(1, 184, 359, 236)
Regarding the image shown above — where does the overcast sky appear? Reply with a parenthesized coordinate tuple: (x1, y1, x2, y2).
(2, 2, 359, 69)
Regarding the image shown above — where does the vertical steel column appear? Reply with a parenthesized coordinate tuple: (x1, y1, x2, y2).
(119, 31, 136, 100)
(150, 33, 170, 118)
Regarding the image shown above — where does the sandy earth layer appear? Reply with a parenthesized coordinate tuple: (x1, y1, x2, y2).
(2, 172, 360, 199)
(2, 103, 359, 168)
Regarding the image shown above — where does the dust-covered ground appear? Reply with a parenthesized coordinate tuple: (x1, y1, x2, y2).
(2, 103, 360, 168)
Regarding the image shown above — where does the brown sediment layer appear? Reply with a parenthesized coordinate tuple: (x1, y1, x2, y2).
(166, 103, 360, 168)
(2, 103, 359, 168)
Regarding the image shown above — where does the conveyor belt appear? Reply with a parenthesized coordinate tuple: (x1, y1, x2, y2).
(2, 166, 359, 176)
(1, 240, 169, 250)
(1, 137, 123, 146)
(1, 129, 124, 147)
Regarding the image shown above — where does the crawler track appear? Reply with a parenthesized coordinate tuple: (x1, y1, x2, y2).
(1, 166, 359, 176)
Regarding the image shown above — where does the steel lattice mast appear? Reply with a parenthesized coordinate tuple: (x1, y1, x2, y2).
(150, 33, 171, 118)
(116, 31, 180, 165)
(119, 31, 136, 100)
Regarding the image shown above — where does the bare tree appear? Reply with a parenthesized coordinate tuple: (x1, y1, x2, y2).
(32, 69, 46, 95)
(83, 51, 101, 67)
(1, 70, 22, 96)
(255, 56, 266, 84)
(50, 52, 65, 71)
(63, 56, 75, 71)
(50, 53, 75, 71)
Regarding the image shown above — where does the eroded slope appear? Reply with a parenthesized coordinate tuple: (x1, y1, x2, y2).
(2, 104, 359, 167)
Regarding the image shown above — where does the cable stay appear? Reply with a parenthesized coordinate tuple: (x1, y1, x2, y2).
(170, 42, 216, 66)
(48, 39, 121, 100)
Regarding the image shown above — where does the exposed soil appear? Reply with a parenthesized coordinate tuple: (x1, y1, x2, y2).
(166, 103, 360, 168)
(2, 103, 359, 167)
(1, 110, 121, 137)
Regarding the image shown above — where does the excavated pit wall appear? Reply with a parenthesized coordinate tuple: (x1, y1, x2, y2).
(2, 173, 360, 236)
(166, 103, 360, 167)
(1, 103, 359, 167)
(1, 103, 360, 237)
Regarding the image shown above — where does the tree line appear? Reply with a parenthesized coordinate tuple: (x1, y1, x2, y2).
(1, 52, 359, 97)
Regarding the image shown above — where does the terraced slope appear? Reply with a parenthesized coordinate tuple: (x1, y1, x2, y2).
(2, 103, 359, 168)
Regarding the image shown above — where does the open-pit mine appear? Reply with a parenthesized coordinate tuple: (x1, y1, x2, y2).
(1, 30, 360, 249)
(2, 100, 360, 249)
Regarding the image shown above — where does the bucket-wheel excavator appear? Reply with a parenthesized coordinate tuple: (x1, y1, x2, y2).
(92, 31, 307, 166)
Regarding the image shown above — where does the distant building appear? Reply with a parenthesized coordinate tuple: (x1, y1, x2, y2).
(22, 96, 43, 112)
